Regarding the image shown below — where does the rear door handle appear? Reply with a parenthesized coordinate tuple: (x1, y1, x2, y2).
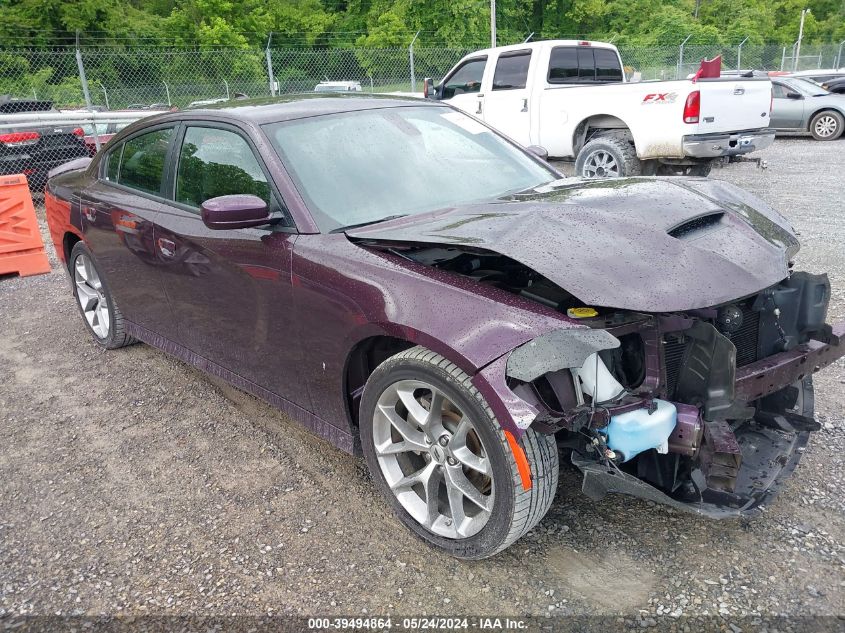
(521, 98, 528, 112)
(476, 99, 483, 115)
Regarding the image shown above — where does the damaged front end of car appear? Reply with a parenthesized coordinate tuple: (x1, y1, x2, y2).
(501, 272, 844, 517)
(347, 177, 845, 517)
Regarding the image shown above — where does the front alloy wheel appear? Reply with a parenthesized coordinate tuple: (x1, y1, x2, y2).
(372, 379, 494, 539)
(360, 346, 559, 559)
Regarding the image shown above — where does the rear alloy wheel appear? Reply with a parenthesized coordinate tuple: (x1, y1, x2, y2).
(70, 242, 136, 349)
(809, 110, 844, 141)
(360, 346, 558, 559)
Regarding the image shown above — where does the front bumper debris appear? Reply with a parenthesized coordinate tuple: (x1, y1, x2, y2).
(571, 320, 845, 518)
(573, 420, 809, 518)
(683, 128, 775, 158)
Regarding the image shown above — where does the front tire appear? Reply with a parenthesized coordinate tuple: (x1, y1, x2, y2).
(360, 346, 558, 559)
(809, 110, 844, 141)
(575, 132, 642, 178)
(70, 242, 136, 349)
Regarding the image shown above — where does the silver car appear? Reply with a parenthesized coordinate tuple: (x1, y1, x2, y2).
(771, 77, 845, 141)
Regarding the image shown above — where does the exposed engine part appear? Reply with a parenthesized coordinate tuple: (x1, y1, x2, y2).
(699, 419, 743, 493)
(716, 304, 743, 334)
(667, 403, 704, 457)
(597, 398, 677, 462)
(577, 353, 625, 403)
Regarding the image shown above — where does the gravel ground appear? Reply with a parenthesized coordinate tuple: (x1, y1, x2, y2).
(1, 138, 844, 630)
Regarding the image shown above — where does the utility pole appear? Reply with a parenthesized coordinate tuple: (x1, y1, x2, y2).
(794, 8, 810, 72)
(490, 0, 496, 48)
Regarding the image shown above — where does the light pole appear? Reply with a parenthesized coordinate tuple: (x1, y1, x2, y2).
(794, 8, 811, 72)
(490, 0, 496, 48)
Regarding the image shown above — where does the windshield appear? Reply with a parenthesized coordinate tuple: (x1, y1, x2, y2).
(787, 77, 829, 96)
(263, 106, 557, 232)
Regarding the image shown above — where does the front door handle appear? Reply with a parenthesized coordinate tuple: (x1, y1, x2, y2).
(521, 98, 528, 112)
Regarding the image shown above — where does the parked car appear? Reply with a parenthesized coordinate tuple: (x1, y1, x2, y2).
(788, 68, 845, 84)
(821, 76, 845, 94)
(314, 81, 362, 93)
(187, 97, 229, 108)
(78, 121, 132, 156)
(0, 96, 90, 190)
(44, 95, 845, 559)
(425, 40, 775, 177)
(770, 76, 845, 140)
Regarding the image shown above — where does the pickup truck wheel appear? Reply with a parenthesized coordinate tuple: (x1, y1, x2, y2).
(575, 133, 641, 178)
(70, 242, 136, 349)
(360, 346, 559, 559)
(809, 110, 844, 141)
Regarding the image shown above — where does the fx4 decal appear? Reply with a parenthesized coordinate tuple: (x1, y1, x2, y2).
(642, 92, 679, 104)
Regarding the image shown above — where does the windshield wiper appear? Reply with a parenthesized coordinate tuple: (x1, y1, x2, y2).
(331, 214, 408, 233)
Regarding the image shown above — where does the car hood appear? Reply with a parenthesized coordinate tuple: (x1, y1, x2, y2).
(347, 177, 800, 312)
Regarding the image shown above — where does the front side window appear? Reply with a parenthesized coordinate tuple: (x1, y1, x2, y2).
(492, 52, 531, 90)
(772, 83, 788, 99)
(118, 128, 173, 195)
(175, 126, 271, 208)
(442, 57, 487, 99)
(264, 106, 556, 232)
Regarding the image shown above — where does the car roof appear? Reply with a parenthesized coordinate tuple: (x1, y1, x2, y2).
(172, 93, 441, 125)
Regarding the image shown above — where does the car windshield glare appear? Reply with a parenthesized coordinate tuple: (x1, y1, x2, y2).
(263, 106, 557, 232)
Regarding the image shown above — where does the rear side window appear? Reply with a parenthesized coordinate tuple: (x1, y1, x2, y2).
(175, 126, 271, 208)
(594, 48, 623, 81)
(548, 46, 622, 83)
(442, 57, 487, 99)
(118, 128, 173, 195)
(492, 51, 531, 90)
(105, 146, 121, 181)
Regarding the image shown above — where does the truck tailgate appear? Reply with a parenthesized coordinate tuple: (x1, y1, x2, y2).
(694, 78, 772, 133)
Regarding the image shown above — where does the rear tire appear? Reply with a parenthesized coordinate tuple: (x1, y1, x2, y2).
(360, 346, 558, 559)
(70, 242, 136, 349)
(575, 132, 642, 178)
(809, 110, 844, 141)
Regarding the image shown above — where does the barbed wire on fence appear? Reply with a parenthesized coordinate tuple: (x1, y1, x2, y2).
(0, 42, 843, 111)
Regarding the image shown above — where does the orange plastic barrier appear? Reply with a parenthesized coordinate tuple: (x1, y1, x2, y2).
(0, 174, 51, 277)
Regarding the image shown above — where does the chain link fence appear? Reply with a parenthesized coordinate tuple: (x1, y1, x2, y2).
(1, 42, 844, 112)
(0, 40, 843, 191)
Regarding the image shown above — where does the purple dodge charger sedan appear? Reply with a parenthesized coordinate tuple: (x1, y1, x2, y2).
(45, 95, 845, 559)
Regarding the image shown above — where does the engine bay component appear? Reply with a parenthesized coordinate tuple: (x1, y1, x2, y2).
(598, 398, 677, 462)
(577, 352, 626, 403)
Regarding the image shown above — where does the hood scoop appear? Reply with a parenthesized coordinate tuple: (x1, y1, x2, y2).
(667, 212, 724, 239)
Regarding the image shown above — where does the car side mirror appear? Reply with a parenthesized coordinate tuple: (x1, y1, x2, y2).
(525, 145, 549, 161)
(200, 194, 271, 230)
(786, 91, 803, 99)
(423, 77, 437, 99)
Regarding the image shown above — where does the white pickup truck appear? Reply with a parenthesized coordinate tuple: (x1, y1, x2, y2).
(424, 40, 775, 177)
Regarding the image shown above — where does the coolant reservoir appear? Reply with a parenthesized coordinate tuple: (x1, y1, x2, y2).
(577, 353, 625, 403)
(600, 399, 678, 462)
